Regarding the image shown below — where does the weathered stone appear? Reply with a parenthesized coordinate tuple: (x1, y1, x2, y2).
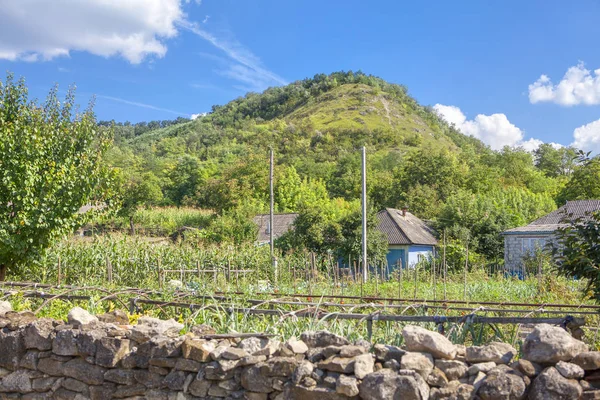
(112, 384, 146, 398)
(300, 331, 350, 348)
(61, 378, 89, 394)
(529, 366, 583, 400)
(53, 388, 83, 400)
(76, 328, 106, 357)
(37, 357, 66, 376)
(402, 325, 457, 360)
(2, 370, 34, 393)
(210, 344, 231, 360)
(336, 374, 359, 397)
(174, 357, 201, 372)
(477, 366, 527, 400)
(397, 369, 430, 400)
(353, 353, 374, 379)
(241, 365, 274, 393)
(128, 317, 184, 343)
(31, 377, 59, 392)
(182, 338, 214, 362)
(556, 360, 585, 379)
(0, 329, 26, 370)
(359, 369, 422, 400)
(239, 354, 267, 366)
(133, 369, 164, 388)
(149, 357, 177, 368)
(150, 336, 183, 358)
(339, 345, 365, 358)
(67, 307, 98, 327)
(97, 310, 129, 325)
(19, 350, 39, 370)
(188, 377, 211, 397)
(427, 367, 448, 387)
(4, 311, 37, 330)
(95, 337, 130, 367)
(23, 319, 55, 351)
(288, 384, 349, 400)
(62, 358, 106, 385)
(285, 337, 308, 354)
(293, 360, 314, 384)
(466, 342, 516, 364)
(468, 361, 496, 375)
(104, 368, 136, 385)
(52, 330, 79, 357)
(400, 351, 434, 379)
(522, 324, 588, 364)
(221, 347, 249, 360)
(512, 358, 543, 377)
(0, 300, 12, 316)
(89, 383, 116, 400)
(373, 343, 405, 363)
(218, 358, 241, 372)
(163, 370, 187, 391)
(204, 361, 235, 380)
(317, 356, 354, 374)
(572, 351, 600, 371)
(435, 359, 468, 381)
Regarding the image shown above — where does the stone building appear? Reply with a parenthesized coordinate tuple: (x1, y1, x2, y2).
(502, 199, 600, 273)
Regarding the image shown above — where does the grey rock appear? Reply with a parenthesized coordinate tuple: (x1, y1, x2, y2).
(37, 357, 66, 376)
(76, 328, 106, 357)
(427, 367, 448, 387)
(62, 358, 106, 385)
(181, 338, 214, 362)
(317, 355, 354, 373)
(238, 337, 279, 357)
(97, 310, 129, 325)
(512, 359, 543, 377)
(336, 374, 359, 397)
(300, 331, 350, 348)
(221, 347, 249, 360)
(89, 383, 116, 400)
(0, 328, 26, 370)
(129, 317, 183, 343)
(32, 377, 59, 392)
(19, 350, 40, 370)
(67, 307, 98, 327)
(52, 329, 79, 356)
(354, 353, 374, 379)
(23, 319, 55, 351)
(402, 325, 457, 360)
(359, 369, 422, 400)
(400, 351, 434, 379)
(285, 337, 308, 354)
(61, 378, 89, 394)
(435, 359, 468, 381)
(163, 370, 187, 391)
(339, 345, 365, 357)
(529, 366, 582, 400)
(104, 368, 136, 385)
(0, 300, 12, 316)
(556, 360, 585, 379)
(292, 360, 314, 384)
(188, 378, 211, 397)
(2, 369, 34, 393)
(373, 343, 405, 363)
(468, 361, 497, 375)
(477, 366, 526, 400)
(95, 337, 130, 367)
(466, 342, 516, 364)
(398, 369, 430, 400)
(572, 351, 600, 371)
(522, 324, 588, 364)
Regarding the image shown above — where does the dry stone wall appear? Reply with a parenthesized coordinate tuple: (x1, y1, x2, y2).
(0, 303, 598, 399)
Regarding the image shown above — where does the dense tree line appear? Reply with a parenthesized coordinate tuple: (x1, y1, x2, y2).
(103, 71, 600, 265)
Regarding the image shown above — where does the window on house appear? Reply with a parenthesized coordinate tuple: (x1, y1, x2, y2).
(522, 237, 546, 253)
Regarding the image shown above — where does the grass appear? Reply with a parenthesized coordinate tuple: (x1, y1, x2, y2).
(5, 233, 599, 350)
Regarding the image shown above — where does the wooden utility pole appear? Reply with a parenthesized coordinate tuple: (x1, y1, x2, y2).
(443, 229, 447, 300)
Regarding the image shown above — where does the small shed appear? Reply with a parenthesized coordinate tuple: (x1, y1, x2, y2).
(377, 208, 438, 271)
(253, 213, 299, 244)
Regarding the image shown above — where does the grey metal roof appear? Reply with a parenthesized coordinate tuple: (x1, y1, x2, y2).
(377, 208, 438, 246)
(253, 213, 299, 243)
(503, 200, 600, 234)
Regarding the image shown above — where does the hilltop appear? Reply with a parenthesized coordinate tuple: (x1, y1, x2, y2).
(105, 71, 570, 260)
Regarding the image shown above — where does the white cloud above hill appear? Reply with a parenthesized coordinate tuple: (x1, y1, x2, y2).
(529, 62, 600, 106)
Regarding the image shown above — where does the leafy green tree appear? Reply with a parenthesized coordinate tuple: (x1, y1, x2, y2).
(558, 155, 600, 203)
(0, 75, 113, 279)
(534, 144, 578, 178)
(553, 211, 600, 301)
(118, 172, 163, 235)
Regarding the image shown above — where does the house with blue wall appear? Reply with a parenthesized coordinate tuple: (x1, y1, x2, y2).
(377, 208, 438, 272)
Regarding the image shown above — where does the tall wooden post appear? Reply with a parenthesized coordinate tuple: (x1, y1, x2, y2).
(269, 148, 276, 284)
(361, 146, 368, 283)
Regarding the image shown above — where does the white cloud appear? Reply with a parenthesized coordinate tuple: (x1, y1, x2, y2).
(572, 119, 600, 154)
(97, 95, 189, 117)
(520, 138, 544, 152)
(434, 104, 526, 150)
(0, 0, 184, 64)
(180, 21, 287, 91)
(191, 113, 207, 120)
(202, 15, 210, 24)
(529, 62, 600, 106)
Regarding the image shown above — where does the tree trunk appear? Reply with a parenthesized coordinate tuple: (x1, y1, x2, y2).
(0, 264, 7, 281)
(129, 216, 136, 236)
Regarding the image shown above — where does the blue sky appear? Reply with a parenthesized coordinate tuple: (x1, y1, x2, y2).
(1, 0, 600, 152)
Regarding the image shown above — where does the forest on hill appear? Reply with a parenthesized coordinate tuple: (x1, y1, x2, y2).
(100, 71, 598, 266)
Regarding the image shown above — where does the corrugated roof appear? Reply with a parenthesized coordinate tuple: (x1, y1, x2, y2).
(253, 213, 299, 243)
(377, 208, 438, 245)
(503, 200, 600, 234)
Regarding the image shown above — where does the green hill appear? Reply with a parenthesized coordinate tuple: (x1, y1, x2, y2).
(106, 71, 571, 260)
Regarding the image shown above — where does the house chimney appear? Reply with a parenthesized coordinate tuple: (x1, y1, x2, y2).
(401, 207, 408, 217)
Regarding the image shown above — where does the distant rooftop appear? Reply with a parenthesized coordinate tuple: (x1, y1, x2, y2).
(253, 213, 299, 243)
(503, 200, 600, 235)
(377, 208, 437, 246)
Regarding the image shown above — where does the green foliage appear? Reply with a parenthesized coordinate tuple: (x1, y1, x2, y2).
(559, 155, 600, 204)
(554, 210, 600, 302)
(0, 74, 113, 277)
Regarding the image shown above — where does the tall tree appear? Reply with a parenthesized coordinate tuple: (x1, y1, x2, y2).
(0, 75, 113, 280)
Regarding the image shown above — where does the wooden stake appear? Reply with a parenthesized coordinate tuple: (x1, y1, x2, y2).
(397, 259, 402, 299)
(413, 257, 418, 300)
(106, 255, 113, 284)
(57, 255, 61, 285)
(464, 236, 469, 301)
(443, 229, 447, 301)
(432, 249, 437, 302)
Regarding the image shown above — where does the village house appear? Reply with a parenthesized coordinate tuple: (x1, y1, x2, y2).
(254, 208, 438, 271)
(502, 199, 600, 272)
